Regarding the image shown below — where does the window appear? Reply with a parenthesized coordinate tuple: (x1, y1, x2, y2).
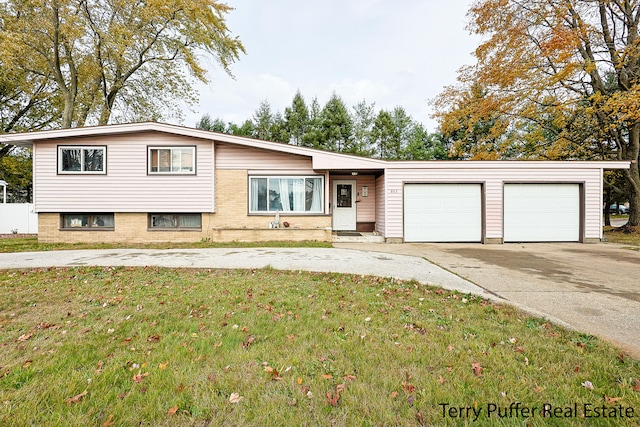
(149, 214, 202, 229)
(249, 176, 324, 213)
(58, 146, 106, 174)
(148, 147, 195, 174)
(61, 214, 114, 229)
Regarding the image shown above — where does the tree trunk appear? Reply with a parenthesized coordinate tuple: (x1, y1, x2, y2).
(604, 187, 611, 227)
(625, 124, 640, 228)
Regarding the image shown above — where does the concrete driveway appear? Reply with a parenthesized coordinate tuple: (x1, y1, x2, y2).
(335, 242, 640, 358)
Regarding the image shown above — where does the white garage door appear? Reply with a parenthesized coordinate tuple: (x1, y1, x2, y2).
(404, 184, 482, 242)
(504, 184, 580, 242)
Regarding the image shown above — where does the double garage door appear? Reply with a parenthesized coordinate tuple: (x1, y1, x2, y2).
(404, 183, 580, 243)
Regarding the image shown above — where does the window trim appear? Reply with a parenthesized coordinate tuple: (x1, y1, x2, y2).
(148, 213, 202, 230)
(248, 175, 325, 215)
(147, 146, 197, 175)
(57, 145, 107, 174)
(60, 213, 115, 230)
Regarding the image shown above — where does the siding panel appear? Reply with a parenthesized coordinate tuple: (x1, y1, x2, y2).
(34, 132, 214, 212)
(216, 143, 312, 170)
(375, 175, 386, 236)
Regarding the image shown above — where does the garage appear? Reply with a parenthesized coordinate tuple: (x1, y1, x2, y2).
(503, 183, 580, 242)
(404, 183, 482, 242)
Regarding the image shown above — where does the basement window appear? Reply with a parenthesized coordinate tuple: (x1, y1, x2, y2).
(61, 213, 114, 230)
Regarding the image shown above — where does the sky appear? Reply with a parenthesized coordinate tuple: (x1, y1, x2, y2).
(182, 1, 481, 133)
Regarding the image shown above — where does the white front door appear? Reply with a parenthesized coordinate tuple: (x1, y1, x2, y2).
(332, 180, 357, 230)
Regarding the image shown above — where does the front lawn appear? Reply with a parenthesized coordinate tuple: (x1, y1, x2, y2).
(0, 237, 332, 253)
(1, 267, 638, 426)
(604, 226, 640, 248)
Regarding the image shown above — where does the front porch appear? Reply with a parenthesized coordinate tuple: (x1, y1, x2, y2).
(331, 231, 385, 243)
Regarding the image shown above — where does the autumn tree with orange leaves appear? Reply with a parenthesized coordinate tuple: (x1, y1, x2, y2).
(435, 0, 640, 227)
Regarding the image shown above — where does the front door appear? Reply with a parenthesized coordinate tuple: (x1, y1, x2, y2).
(332, 180, 357, 230)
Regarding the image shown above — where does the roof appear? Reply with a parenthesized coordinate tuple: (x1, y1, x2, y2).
(0, 121, 630, 170)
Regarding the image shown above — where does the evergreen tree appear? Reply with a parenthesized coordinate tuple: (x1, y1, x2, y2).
(351, 100, 376, 157)
(284, 91, 309, 145)
(320, 93, 353, 153)
(301, 97, 323, 149)
(252, 99, 274, 140)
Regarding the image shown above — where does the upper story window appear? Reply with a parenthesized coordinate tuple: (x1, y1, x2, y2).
(249, 176, 324, 214)
(58, 146, 106, 174)
(148, 147, 195, 174)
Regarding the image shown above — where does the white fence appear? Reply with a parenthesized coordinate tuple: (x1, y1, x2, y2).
(0, 203, 38, 234)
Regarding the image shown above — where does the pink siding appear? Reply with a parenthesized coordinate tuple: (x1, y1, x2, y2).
(384, 167, 603, 241)
(329, 175, 376, 222)
(34, 132, 215, 212)
(375, 175, 386, 236)
(216, 143, 312, 170)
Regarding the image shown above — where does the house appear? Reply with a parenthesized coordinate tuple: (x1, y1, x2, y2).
(1, 122, 630, 244)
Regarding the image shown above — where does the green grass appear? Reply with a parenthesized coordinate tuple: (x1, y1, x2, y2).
(1, 268, 638, 426)
(0, 237, 332, 253)
(604, 226, 640, 248)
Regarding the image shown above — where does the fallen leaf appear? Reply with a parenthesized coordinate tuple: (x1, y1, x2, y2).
(207, 373, 217, 383)
(390, 391, 398, 399)
(336, 383, 346, 393)
(297, 377, 303, 385)
(159, 362, 168, 370)
(605, 396, 622, 404)
(17, 332, 33, 342)
(326, 391, 340, 407)
(65, 389, 88, 405)
(241, 335, 255, 349)
(407, 394, 415, 406)
(471, 362, 483, 377)
(101, 414, 115, 427)
(514, 346, 524, 353)
(147, 335, 161, 343)
(132, 370, 149, 383)
(321, 374, 333, 380)
(438, 375, 445, 384)
(22, 360, 32, 368)
(343, 374, 356, 382)
(402, 382, 416, 394)
(229, 392, 243, 404)
(582, 381, 594, 390)
(167, 405, 179, 416)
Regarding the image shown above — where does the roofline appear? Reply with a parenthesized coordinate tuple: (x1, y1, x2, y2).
(0, 122, 632, 170)
(384, 160, 632, 169)
(0, 121, 387, 167)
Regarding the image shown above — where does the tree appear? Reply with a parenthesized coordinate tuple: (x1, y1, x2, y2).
(228, 120, 255, 137)
(301, 97, 324, 149)
(284, 91, 309, 146)
(402, 126, 449, 160)
(252, 100, 274, 141)
(351, 100, 376, 157)
(196, 114, 227, 132)
(0, 0, 245, 131)
(434, 0, 640, 227)
(320, 93, 353, 153)
(0, 148, 32, 202)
